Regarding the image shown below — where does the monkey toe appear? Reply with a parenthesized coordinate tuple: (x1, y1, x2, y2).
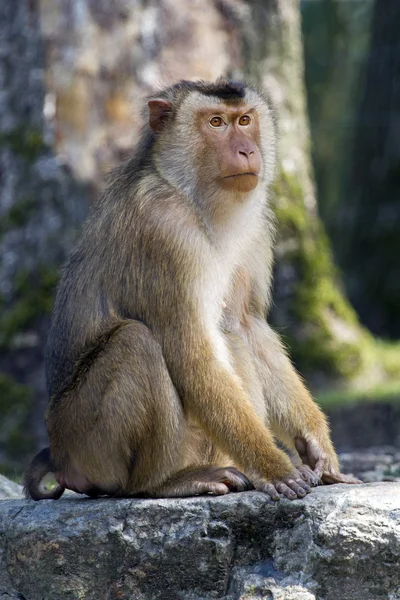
(218, 467, 253, 492)
(204, 482, 230, 495)
(261, 483, 281, 501)
(275, 482, 298, 499)
(255, 475, 311, 500)
(321, 471, 363, 485)
(284, 477, 311, 497)
(275, 478, 309, 499)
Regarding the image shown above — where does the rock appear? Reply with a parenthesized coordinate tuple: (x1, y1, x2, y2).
(327, 403, 400, 451)
(339, 446, 400, 482)
(0, 483, 399, 599)
(0, 474, 23, 499)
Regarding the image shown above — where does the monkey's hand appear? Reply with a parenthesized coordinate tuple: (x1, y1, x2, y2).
(252, 471, 311, 501)
(294, 437, 362, 485)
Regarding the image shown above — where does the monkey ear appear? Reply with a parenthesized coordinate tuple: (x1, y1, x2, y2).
(148, 99, 173, 133)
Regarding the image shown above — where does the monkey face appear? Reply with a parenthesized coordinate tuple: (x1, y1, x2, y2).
(147, 80, 276, 197)
(198, 107, 262, 193)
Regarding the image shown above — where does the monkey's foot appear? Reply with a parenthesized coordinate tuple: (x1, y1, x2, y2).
(152, 466, 253, 498)
(321, 471, 363, 485)
(253, 473, 311, 501)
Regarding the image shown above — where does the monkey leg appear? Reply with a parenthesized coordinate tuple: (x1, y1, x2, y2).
(242, 317, 361, 485)
(47, 320, 251, 497)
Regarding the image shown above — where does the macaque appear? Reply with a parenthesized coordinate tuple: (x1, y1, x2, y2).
(24, 79, 360, 501)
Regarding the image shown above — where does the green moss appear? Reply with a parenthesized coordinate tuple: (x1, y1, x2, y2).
(383, 466, 400, 478)
(375, 340, 400, 378)
(0, 127, 46, 162)
(7, 197, 38, 227)
(0, 375, 32, 411)
(0, 267, 58, 348)
(0, 128, 45, 236)
(317, 381, 400, 407)
(0, 375, 34, 464)
(272, 169, 369, 380)
(6, 426, 34, 459)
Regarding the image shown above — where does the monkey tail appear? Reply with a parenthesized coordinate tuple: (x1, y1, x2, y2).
(23, 447, 65, 500)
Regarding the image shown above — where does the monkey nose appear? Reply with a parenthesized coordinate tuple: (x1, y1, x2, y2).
(237, 148, 260, 174)
(239, 149, 254, 159)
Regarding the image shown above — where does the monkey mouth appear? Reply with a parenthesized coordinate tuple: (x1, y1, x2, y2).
(220, 172, 259, 193)
(223, 172, 258, 179)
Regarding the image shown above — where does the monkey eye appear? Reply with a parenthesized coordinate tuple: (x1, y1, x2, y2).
(209, 116, 225, 128)
(238, 115, 251, 126)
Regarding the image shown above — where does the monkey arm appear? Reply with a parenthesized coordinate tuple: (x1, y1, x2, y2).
(155, 313, 298, 485)
(223, 265, 334, 473)
(248, 319, 361, 483)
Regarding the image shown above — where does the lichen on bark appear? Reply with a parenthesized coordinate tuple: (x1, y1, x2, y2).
(271, 169, 373, 384)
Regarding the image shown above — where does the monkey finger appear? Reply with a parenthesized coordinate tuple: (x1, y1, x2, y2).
(296, 465, 320, 487)
(311, 457, 326, 480)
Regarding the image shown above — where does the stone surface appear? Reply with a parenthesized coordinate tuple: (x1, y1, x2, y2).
(339, 446, 400, 483)
(327, 402, 400, 451)
(0, 483, 399, 599)
(0, 474, 22, 499)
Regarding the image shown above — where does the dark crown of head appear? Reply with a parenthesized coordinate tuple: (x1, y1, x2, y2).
(154, 78, 247, 104)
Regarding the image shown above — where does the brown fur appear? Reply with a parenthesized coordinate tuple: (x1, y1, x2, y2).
(24, 79, 360, 501)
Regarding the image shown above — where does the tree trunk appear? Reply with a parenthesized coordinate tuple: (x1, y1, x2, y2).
(239, 0, 384, 388)
(342, 0, 400, 339)
(41, 0, 382, 387)
(0, 0, 87, 473)
(302, 0, 374, 226)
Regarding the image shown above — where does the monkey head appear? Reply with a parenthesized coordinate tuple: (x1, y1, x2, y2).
(147, 79, 276, 199)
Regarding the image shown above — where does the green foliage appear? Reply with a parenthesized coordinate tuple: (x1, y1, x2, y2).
(0, 127, 46, 162)
(0, 267, 58, 348)
(317, 381, 400, 408)
(273, 169, 400, 387)
(376, 341, 400, 379)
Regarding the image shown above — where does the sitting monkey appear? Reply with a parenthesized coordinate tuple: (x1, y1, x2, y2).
(24, 79, 359, 501)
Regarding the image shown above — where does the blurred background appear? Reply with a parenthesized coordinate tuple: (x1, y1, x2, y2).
(0, 0, 399, 482)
